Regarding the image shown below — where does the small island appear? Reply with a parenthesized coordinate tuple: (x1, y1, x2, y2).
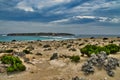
(7, 32, 74, 36)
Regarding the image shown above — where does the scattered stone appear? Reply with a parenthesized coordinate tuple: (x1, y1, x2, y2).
(103, 38, 108, 40)
(84, 40, 88, 42)
(44, 48, 52, 51)
(50, 53, 58, 60)
(12, 40, 16, 42)
(43, 44, 50, 48)
(14, 52, 26, 57)
(27, 62, 35, 65)
(23, 57, 30, 62)
(109, 40, 114, 43)
(66, 44, 72, 48)
(59, 54, 71, 58)
(79, 43, 84, 46)
(81, 51, 120, 77)
(81, 62, 94, 75)
(35, 53, 42, 56)
(32, 57, 36, 59)
(106, 70, 114, 77)
(30, 71, 34, 73)
(72, 76, 86, 80)
(39, 43, 42, 46)
(69, 48, 76, 51)
(72, 76, 79, 80)
(90, 37, 95, 39)
(62, 43, 67, 46)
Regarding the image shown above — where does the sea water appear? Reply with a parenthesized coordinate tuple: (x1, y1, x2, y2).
(0, 34, 120, 42)
(0, 34, 75, 42)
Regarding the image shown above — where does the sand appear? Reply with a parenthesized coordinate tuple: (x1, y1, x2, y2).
(0, 37, 120, 80)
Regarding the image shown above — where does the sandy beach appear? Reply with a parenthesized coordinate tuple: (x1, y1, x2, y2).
(0, 37, 120, 80)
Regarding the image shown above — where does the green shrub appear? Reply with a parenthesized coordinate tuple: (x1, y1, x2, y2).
(100, 47, 110, 55)
(1, 54, 22, 64)
(23, 49, 31, 54)
(80, 45, 99, 57)
(80, 44, 120, 57)
(105, 44, 120, 53)
(0, 54, 26, 72)
(70, 55, 80, 63)
(7, 66, 15, 72)
(16, 63, 26, 71)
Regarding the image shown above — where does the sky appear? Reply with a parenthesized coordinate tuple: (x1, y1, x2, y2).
(0, 0, 120, 34)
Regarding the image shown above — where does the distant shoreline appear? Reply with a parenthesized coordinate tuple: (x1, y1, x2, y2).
(7, 32, 74, 36)
(0, 33, 120, 42)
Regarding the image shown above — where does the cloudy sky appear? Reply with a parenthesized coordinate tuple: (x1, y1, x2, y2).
(0, 0, 120, 34)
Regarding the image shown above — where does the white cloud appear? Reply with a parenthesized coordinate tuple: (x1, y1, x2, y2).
(50, 19, 69, 24)
(98, 17, 108, 22)
(50, 15, 120, 24)
(110, 18, 120, 23)
(52, 0, 71, 3)
(37, 0, 71, 9)
(16, 0, 71, 11)
(69, 0, 120, 15)
(74, 16, 96, 19)
(16, 1, 34, 12)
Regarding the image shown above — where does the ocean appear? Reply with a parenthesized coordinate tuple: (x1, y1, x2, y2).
(0, 34, 75, 42)
(0, 34, 120, 42)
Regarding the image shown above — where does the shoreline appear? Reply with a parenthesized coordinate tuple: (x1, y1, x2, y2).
(1, 33, 120, 42)
(0, 36, 120, 42)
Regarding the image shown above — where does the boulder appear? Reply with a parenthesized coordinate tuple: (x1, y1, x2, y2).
(50, 53, 58, 60)
(35, 53, 42, 56)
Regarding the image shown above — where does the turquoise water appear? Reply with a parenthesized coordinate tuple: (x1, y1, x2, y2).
(0, 35, 74, 42)
(0, 34, 120, 42)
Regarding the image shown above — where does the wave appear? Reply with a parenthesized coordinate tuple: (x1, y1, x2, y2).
(0, 34, 7, 36)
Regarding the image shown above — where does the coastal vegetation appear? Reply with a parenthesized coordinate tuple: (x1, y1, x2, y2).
(70, 55, 80, 63)
(80, 44, 120, 57)
(0, 54, 26, 72)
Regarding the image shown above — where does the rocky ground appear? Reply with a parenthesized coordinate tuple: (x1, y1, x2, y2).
(0, 37, 120, 80)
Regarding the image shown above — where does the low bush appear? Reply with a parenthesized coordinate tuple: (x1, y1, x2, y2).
(70, 55, 80, 63)
(0, 54, 26, 72)
(80, 44, 120, 57)
(105, 44, 120, 53)
(16, 63, 26, 71)
(1, 54, 22, 64)
(7, 66, 15, 72)
(80, 45, 100, 57)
